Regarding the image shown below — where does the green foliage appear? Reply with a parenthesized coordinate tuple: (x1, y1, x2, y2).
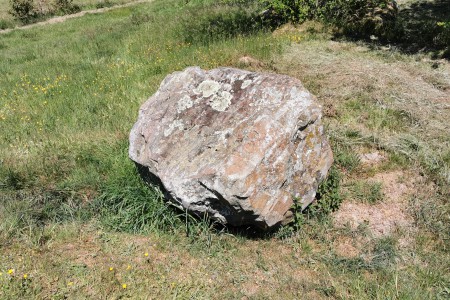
(395, 1, 450, 56)
(179, 1, 268, 45)
(8, 0, 36, 23)
(53, 0, 80, 15)
(291, 196, 305, 231)
(281, 166, 341, 236)
(262, 0, 317, 23)
(322, 0, 398, 38)
(308, 166, 343, 217)
(436, 21, 450, 56)
(263, 0, 398, 38)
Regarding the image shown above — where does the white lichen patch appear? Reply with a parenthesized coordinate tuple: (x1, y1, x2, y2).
(241, 79, 252, 89)
(164, 119, 184, 137)
(215, 129, 233, 145)
(209, 91, 232, 112)
(194, 80, 221, 98)
(177, 95, 193, 113)
(290, 88, 312, 106)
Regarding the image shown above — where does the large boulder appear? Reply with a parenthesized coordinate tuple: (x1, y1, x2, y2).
(129, 67, 333, 230)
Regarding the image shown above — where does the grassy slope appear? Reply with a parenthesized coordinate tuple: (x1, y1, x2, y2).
(0, 0, 138, 27)
(1, 0, 449, 299)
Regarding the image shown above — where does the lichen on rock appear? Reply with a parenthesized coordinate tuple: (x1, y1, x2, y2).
(209, 90, 232, 112)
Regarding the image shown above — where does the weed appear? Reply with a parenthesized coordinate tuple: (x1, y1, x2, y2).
(305, 166, 342, 218)
(334, 145, 360, 173)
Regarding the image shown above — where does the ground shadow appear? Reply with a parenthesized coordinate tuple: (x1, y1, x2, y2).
(394, 0, 450, 57)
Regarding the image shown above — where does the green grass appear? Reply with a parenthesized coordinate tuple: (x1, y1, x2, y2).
(1, 0, 449, 298)
(0, 0, 140, 28)
(347, 180, 384, 204)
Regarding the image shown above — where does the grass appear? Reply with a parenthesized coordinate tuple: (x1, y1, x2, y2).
(0, 0, 139, 29)
(1, 0, 449, 298)
(347, 181, 384, 204)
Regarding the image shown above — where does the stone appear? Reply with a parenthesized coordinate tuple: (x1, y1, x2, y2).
(237, 56, 265, 69)
(129, 66, 333, 230)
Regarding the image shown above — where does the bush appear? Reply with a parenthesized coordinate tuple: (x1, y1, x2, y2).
(53, 0, 80, 15)
(262, 0, 317, 23)
(179, 4, 267, 45)
(263, 0, 398, 39)
(9, 0, 37, 24)
(436, 21, 450, 56)
(323, 0, 398, 38)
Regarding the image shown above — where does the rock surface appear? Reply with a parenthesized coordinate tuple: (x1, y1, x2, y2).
(129, 67, 333, 229)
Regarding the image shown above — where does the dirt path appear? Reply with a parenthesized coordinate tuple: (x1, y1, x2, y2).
(0, 0, 151, 34)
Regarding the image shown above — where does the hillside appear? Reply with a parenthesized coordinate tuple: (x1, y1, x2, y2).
(0, 0, 449, 298)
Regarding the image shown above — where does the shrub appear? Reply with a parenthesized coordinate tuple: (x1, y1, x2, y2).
(262, 0, 398, 39)
(323, 0, 398, 38)
(179, 4, 267, 45)
(436, 21, 450, 56)
(9, 0, 37, 24)
(262, 0, 318, 23)
(53, 0, 80, 15)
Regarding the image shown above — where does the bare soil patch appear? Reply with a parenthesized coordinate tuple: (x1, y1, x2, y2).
(333, 171, 421, 237)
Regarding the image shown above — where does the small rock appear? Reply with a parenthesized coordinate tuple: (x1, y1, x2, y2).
(237, 56, 265, 68)
(360, 151, 386, 165)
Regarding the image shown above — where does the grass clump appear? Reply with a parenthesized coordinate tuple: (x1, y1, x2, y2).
(334, 145, 361, 173)
(348, 180, 384, 204)
(91, 163, 183, 234)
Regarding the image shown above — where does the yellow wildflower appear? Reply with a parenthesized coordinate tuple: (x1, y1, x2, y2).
(7, 269, 14, 275)
(109, 267, 114, 271)
(144, 252, 149, 257)
(122, 283, 127, 289)
(23, 274, 28, 279)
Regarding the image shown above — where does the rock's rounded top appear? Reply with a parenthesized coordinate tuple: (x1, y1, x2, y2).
(129, 67, 333, 229)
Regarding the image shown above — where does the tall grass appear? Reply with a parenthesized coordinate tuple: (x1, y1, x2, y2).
(0, 0, 278, 237)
